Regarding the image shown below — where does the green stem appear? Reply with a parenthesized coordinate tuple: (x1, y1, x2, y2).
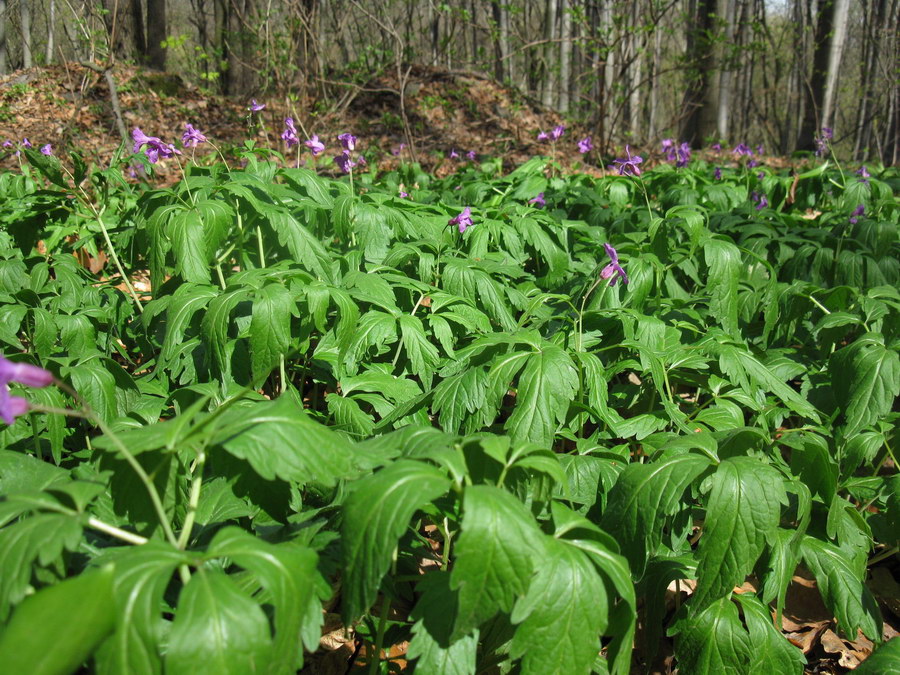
(368, 593, 392, 675)
(256, 225, 266, 268)
(87, 516, 148, 545)
(176, 451, 207, 550)
(96, 207, 144, 312)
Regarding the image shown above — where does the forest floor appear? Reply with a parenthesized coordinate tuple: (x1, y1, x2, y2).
(0, 62, 896, 674)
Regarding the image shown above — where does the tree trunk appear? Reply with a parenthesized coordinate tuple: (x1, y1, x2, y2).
(20, 0, 32, 68)
(798, 0, 837, 150)
(716, 0, 738, 140)
(679, 0, 717, 144)
(45, 0, 56, 63)
(0, 0, 7, 74)
(542, 0, 558, 108)
(558, 0, 572, 112)
(131, 0, 146, 58)
(146, 0, 168, 70)
(821, 0, 850, 132)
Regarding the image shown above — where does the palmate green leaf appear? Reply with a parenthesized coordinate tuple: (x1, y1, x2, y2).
(326, 393, 375, 437)
(671, 597, 753, 674)
(266, 209, 331, 280)
(509, 535, 607, 675)
(600, 453, 711, 577)
(829, 333, 900, 435)
(432, 366, 489, 434)
(704, 237, 741, 338)
(202, 287, 251, 382)
(212, 396, 355, 487)
(451, 485, 545, 638)
(398, 314, 439, 386)
(801, 535, 882, 640)
(96, 542, 188, 675)
(249, 282, 293, 384)
(165, 569, 272, 675)
(341, 310, 398, 376)
(737, 593, 806, 675)
(0, 512, 83, 620)
(0, 565, 115, 675)
(209, 528, 328, 670)
(504, 342, 578, 447)
(715, 341, 820, 421)
(407, 572, 478, 675)
(157, 282, 219, 370)
(170, 208, 211, 283)
(342, 460, 450, 622)
(692, 457, 786, 610)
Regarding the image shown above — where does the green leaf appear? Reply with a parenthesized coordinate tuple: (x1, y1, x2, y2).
(0, 566, 115, 675)
(209, 528, 327, 669)
(212, 397, 355, 486)
(855, 637, 900, 674)
(504, 343, 578, 447)
(0, 513, 83, 620)
(432, 367, 488, 434)
(509, 535, 608, 675)
(407, 572, 478, 675)
(99, 542, 187, 675)
(829, 333, 900, 435)
(671, 597, 753, 673)
(250, 282, 293, 384)
(326, 393, 375, 437)
(801, 535, 882, 640)
(398, 314, 439, 385)
(704, 238, 741, 338)
(451, 485, 545, 638)
(736, 593, 805, 675)
(165, 569, 272, 675)
(170, 208, 211, 283)
(600, 453, 711, 577)
(693, 457, 786, 610)
(341, 460, 450, 622)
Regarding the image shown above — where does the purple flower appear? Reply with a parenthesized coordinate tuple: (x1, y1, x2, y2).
(600, 242, 628, 286)
(751, 191, 768, 210)
(676, 142, 691, 168)
(248, 99, 266, 112)
(856, 166, 870, 179)
(449, 206, 473, 234)
(711, 142, 722, 151)
(281, 118, 300, 148)
(821, 127, 833, 141)
(849, 204, 864, 224)
(0, 355, 54, 426)
(756, 144, 764, 155)
(662, 138, 676, 162)
(305, 134, 325, 156)
(757, 172, 765, 180)
(2, 140, 12, 149)
(392, 143, 406, 156)
(748, 158, 759, 168)
(578, 137, 593, 154)
(732, 143, 752, 157)
(333, 151, 356, 173)
(814, 137, 828, 157)
(537, 131, 549, 142)
(714, 167, 722, 180)
(131, 127, 180, 163)
(467, 150, 476, 161)
(612, 145, 643, 176)
(181, 123, 207, 148)
(22, 138, 32, 149)
(338, 133, 357, 152)
(449, 148, 459, 159)
(399, 190, 409, 198)
(40, 144, 52, 156)
(550, 125, 566, 141)
(356, 155, 367, 167)
(528, 193, 546, 208)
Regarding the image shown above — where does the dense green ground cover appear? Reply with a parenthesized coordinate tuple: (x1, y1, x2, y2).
(0, 141, 898, 674)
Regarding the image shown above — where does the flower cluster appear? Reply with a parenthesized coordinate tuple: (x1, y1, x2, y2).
(732, 143, 753, 157)
(282, 118, 300, 149)
(305, 135, 325, 156)
(600, 243, 628, 286)
(0, 355, 54, 425)
(856, 166, 870, 184)
(132, 128, 181, 163)
(537, 125, 566, 142)
(612, 146, 643, 176)
(577, 137, 593, 154)
(4, 138, 53, 157)
(849, 204, 864, 224)
(449, 207, 473, 233)
(751, 191, 769, 210)
(333, 133, 365, 173)
(181, 123, 208, 148)
(814, 127, 833, 157)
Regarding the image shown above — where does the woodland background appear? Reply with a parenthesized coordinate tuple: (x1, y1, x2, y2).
(0, 0, 896, 163)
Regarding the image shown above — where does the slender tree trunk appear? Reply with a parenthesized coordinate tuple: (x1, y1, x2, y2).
(542, 0, 558, 107)
(0, 0, 7, 74)
(821, 0, 850, 132)
(131, 0, 146, 58)
(146, 0, 168, 70)
(20, 0, 32, 68)
(45, 0, 56, 63)
(798, 0, 836, 150)
(649, 25, 661, 138)
(680, 0, 717, 143)
(558, 0, 572, 111)
(716, 0, 738, 140)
